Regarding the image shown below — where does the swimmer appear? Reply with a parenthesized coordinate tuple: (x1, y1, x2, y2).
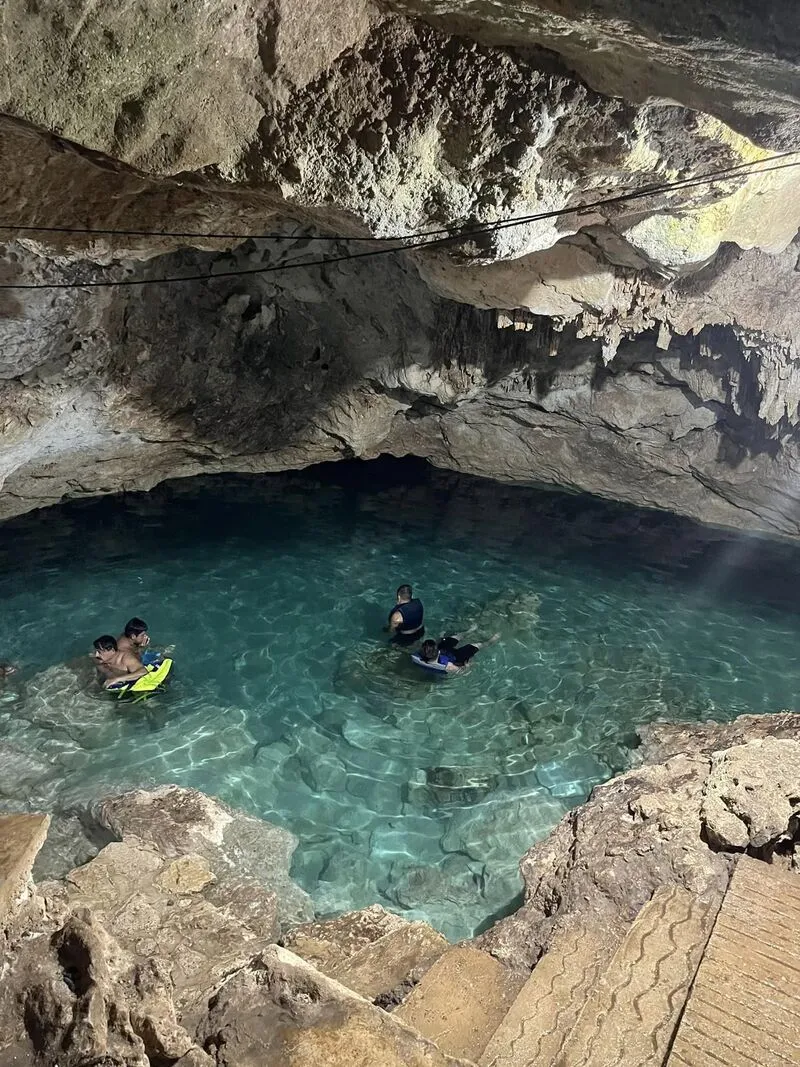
(0, 664, 16, 677)
(117, 617, 150, 658)
(417, 632, 500, 673)
(387, 584, 425, 646)
(92, 635, 148, 689)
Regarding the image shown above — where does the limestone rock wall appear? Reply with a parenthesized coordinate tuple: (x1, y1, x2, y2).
(0, 3, 799, 533)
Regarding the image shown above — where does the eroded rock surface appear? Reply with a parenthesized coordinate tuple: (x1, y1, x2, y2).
(478, 720, 800, 972)
(702, 738, 800, 851)
(0, 910, 208, 1067)
(96, 784, 313, 926)
(388, 0, 800, 147)
(0, 4, 799, 534)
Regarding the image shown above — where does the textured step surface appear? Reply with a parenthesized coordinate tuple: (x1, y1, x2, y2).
(480, 923, 617, 1067)
(395, 944, 522, 1062)
(0, 813, 49, 922)
(667, 856, 800, 1067)
(331, 921, 449, 1001)
(553, 885, 714, 1067)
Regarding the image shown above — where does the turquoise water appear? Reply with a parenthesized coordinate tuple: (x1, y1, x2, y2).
(2, 459, 800, 939)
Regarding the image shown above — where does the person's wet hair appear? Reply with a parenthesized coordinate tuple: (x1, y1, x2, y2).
(93, 635, 117, 652)
(420, 640, 438, 662)
(396, 584, 413, 600)
(124, 618, 148, 637)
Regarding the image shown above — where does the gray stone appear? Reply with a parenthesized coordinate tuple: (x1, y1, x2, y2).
(0, 7, 799, 538)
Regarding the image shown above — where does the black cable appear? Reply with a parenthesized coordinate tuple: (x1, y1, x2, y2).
(1, 154, 798, 290)
(0, 151, 796, 244)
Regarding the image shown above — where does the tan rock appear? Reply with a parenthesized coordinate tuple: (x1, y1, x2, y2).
(330, 921, 449, 1002)
(173, 1051, 216, 1067)
(0, 909, 201, 1067)
(282, 903, 411, 971)
(638, 711, 800, 763)
(97, 784, 313, 924)
(199, 944, 476, 1067)
(48, 839, 277, 1018)
(479, 751, 731, 971)
(156, 855, 216, 894)
(395, 945, 522, 1062)
(0, 812, 50, 923)
(702, 738, 800, 851)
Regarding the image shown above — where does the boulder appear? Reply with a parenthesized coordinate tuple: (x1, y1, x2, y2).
(198, 944, 475, 1067)
(478, 752, 732, 971)
(0, 910, 207, 1067)
(41, 839, 279, 1023)
(702, 738, 800, 851)
(96, 784, 313, 925)
(283, 904, 449, 1004)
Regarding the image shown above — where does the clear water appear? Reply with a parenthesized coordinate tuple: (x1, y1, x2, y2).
(2, 458, 800, 939)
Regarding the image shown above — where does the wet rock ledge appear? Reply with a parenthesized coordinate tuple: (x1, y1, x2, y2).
(1, 713, 799, 1066)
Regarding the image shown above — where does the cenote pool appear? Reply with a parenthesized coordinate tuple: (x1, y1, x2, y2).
(2, 458, 800, 939)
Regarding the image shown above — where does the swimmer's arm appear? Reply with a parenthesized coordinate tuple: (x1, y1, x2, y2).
(388, 610, 403, 635)
(103, 662, 148, 689)
(108, 654, 149, 684)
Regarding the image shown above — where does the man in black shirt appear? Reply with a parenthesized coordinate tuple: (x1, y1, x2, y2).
(387, 584, 424, 646)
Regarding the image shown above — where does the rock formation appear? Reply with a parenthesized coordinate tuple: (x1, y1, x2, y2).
(0, 3, 798, 533)
(478, 712, 800, 971)
(2, 714, 799, 1064)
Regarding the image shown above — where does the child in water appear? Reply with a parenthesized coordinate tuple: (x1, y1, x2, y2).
(418, 632, 500, 673)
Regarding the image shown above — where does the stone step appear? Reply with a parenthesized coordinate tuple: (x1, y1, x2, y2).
(282, 904, 449, 1004)
(552, 885, 714, 1067)
(479, 923, 618, 1067)
(199, 943, 477, 1066)
(666, 856, 800, 1067)
(395, 944, 523, 1063)
(0, 812, 50, 925)
(330, 921, 449, 1003)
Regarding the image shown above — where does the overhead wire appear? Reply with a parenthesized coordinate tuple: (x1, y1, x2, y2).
(0, 152, 798, 290)
(0, 151, 798, 245)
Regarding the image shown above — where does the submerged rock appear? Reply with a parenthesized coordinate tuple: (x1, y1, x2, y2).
(96, 784, 314, 926)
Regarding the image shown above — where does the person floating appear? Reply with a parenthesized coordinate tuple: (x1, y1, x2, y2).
(387, 584, 425, 646)
(92, 635, 149, 690)
(117, 617, 162, 666)
(117, 618, 150, 656)
(412, 632, 500, 674)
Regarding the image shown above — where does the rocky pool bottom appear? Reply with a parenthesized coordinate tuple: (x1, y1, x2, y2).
(3, 458, 800, 938)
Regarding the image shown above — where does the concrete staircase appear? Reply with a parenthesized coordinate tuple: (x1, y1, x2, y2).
(396, 856, 800, 1067)
(666, 856, 800, 1067)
